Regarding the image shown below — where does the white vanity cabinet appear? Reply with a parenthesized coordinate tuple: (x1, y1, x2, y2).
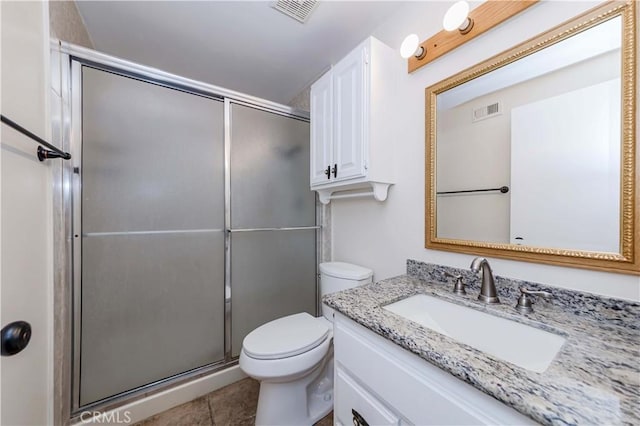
(310, 36, 399, 204)
(333, 312, 537, 426)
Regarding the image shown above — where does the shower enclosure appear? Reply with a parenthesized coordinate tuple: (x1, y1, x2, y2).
(58, 46, 317, 412)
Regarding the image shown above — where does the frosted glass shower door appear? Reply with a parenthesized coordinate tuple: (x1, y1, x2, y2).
(230, 104, 316, 357)
(79, 67, 225, 405)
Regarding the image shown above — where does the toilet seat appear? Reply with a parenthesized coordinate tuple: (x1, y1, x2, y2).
(243, 313, 330, 360)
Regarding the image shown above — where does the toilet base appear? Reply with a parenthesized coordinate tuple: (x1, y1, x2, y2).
(255, 352, 334, 426)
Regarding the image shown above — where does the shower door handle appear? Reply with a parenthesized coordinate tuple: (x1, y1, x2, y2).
(1, 320, 32, 356)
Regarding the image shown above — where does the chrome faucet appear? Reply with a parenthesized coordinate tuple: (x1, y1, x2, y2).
(470, 257, 500, 304)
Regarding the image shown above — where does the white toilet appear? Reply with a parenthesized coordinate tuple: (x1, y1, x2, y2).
(239, 262, 373, 426)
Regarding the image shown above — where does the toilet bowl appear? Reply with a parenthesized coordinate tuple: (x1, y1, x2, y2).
(239, 262, 373, 426)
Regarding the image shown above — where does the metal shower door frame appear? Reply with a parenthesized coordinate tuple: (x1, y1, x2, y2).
(54, 41, 317, 417)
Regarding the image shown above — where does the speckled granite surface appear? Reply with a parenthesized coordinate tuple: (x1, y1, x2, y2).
(323, 260, 640, 425)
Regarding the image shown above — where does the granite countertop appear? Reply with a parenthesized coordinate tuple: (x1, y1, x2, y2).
(322, 261, 640, 426)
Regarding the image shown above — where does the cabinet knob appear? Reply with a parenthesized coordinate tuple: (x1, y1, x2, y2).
(332, 163, 338, 178)
(352, 409, 369, 426)
(324, 165, 331, 179)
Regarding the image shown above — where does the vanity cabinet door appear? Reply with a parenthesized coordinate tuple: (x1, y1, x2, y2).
(334, 366, 400, 426)
(310, 70, 333, 186)
(331, 42, 367, 183)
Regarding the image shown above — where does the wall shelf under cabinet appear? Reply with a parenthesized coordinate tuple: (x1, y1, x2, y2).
(316, 182, 392, 204)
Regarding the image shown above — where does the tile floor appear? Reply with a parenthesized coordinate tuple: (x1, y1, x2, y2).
(134, 378, 333, 426)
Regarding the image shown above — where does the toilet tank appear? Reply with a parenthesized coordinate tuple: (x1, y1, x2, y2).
(320, 262, 373, 321)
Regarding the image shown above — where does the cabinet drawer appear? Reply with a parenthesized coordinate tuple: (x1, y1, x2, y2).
(335, 366, 400, 426)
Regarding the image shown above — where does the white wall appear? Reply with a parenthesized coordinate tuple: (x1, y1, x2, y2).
(331, 0, 640, 301)
(0, 1, 53, 424)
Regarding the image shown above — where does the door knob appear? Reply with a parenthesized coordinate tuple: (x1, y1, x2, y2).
(1, 321, 32, 356)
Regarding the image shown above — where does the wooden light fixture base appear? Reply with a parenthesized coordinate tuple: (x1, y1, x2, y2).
(408, 1, 539, 73)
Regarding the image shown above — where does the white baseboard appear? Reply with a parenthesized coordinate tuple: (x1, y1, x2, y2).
(75, 366, 247, 425)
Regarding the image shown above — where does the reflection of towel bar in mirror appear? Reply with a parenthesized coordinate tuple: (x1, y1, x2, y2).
(437, 186, 509, 195)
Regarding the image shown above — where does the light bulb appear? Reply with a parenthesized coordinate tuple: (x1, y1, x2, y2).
(443, 1, 470, 32)
(400, 34, 419, 59)
(400, 34, 425, 59)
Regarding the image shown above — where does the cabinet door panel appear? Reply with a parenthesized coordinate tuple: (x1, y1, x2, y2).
(332, 45, 366, 182)
(310, 71, 333, 186)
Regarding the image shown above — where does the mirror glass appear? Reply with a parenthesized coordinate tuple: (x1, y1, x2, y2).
(434, 16, 622, 253)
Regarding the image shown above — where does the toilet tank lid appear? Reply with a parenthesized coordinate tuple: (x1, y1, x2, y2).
(319, 262, 373, 280)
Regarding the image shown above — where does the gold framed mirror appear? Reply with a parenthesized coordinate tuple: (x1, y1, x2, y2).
(425, 1, 638, 275)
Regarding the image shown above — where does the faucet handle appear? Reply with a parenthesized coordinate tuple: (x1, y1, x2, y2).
(443, 271, 466, 295)
(521, 287, 553, 299)
(515, 287, 553, 313)
(443, 270, 460, 279)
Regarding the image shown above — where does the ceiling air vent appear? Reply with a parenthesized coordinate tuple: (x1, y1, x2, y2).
(472, 101, 502, 122)
(271, 0, 319, 23)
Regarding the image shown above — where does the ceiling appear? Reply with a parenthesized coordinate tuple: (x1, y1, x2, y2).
(76, 1, 408, 105)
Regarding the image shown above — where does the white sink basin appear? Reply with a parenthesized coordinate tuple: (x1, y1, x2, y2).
(383, 294, 565, 373)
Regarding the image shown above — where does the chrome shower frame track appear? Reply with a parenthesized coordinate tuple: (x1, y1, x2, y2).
(53, 40, 315, 420)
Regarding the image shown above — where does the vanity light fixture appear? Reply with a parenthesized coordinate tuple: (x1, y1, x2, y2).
(400, 34, 427, 59)
(443, 1, 474, 34)
(404, 1, 539, 74)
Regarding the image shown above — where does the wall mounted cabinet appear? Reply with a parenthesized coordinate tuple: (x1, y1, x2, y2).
(310, 36, 399, 204)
